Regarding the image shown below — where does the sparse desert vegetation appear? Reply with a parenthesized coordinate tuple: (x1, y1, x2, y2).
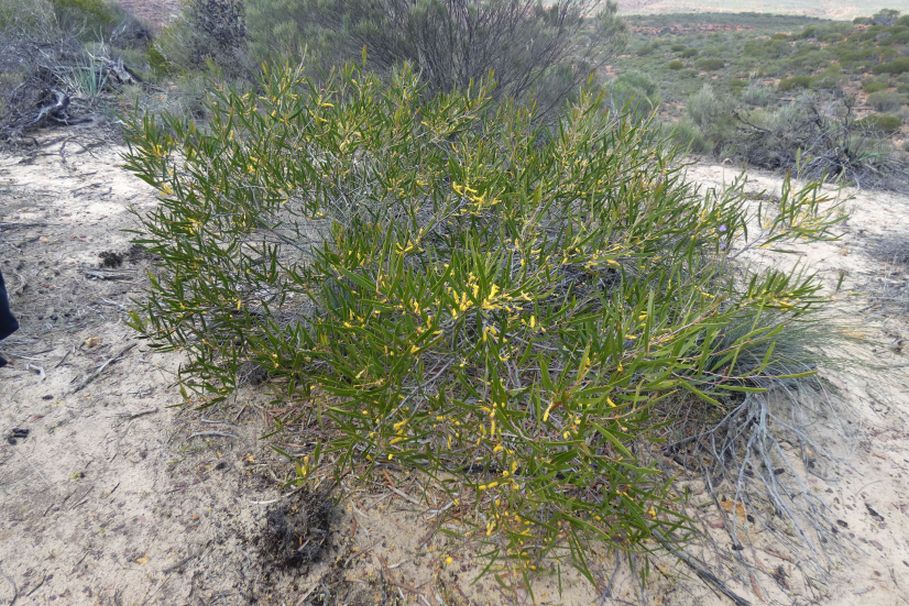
(2, 2, 909, 605)
(610, 10, 909, 188)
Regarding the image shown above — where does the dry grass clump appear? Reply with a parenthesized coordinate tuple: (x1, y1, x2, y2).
(867, 234, 909, 312)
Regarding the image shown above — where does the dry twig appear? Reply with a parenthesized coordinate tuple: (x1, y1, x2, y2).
(71, 343, 136, 393)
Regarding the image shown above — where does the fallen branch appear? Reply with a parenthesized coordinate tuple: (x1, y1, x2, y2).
(22, 88, 69, 130)
(115, 408, 159, 420)
(71, 343, 136, 394)
(187, 431, 238, 440)
(84, 269, 133, 281)
(653, 530, 752, 606)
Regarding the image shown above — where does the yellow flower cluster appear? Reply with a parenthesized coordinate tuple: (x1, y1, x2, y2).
(452, 182, 501, 215)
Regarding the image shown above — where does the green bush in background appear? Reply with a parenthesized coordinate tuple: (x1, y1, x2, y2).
(778, 75, 814, 91)
(123, 64, 842, 581)
(696, 57, 724, 71)
(741, 81, 774, 106)
(862, 78, 890, 93)
(605, 69, 661, 121)
(858, 112, 904, 134)
(867, 90, 907, 112)
(151, 0, 626, 119)
(51, 0, 119, 35)
(873, 57, 909, 75)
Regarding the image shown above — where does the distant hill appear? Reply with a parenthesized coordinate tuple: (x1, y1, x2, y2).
(617, 1, 909, 20)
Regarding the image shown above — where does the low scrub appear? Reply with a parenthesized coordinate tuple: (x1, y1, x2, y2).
(245, 0, 625, 114)
(778, 75, 814, 92)
(867, 90, 907, 112)
(696, 57, 724, 71)
(605, 70, 660, 121)
(857, 112, 903, 134)
(124, 65, 842, 582)
(873, 57, 909, 75)
(862, 79, 890, 93)
(153, 0, 247, 75)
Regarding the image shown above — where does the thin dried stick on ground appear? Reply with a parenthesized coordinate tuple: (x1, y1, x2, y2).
(71, 342, 136, 393)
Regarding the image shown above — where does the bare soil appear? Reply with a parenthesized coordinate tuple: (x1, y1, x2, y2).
(1, 131, 908, 605)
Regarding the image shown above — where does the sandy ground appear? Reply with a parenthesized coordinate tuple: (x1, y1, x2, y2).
(0, 132, 908, 605)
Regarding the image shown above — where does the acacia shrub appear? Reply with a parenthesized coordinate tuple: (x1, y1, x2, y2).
(124, 65, 842, 579)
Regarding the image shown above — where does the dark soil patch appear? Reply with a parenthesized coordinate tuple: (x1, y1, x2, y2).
(99, 250, 125, 268)
(260, 486, 336, 571)
(99, 244, 157, 268)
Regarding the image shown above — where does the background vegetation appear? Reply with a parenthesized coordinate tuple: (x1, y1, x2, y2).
(611, 10, 909, 188)
(0, 0, 149, 136)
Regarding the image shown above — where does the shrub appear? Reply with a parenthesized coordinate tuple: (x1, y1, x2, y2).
(741, 81, 773, 106)
(874, 58, 909, 75)
(733, 93, 905, 185)
(668, 59, 684, 70)
(51, 0, 118, 35)
(123, 65, 842, 581)
(245, 0, 626, 113)
(868, 90, 907, 112)
(687, 83, 725, 127)
(680, 47, 698, 58)
(696, 57, 724, 71)
(858, 112, 904, 133)
(863, 79, 890, 93)
(666, 118, 708, 153)
(778, 75, 814, 91)
(153, 0, 248, 74)
(686, 83, 735, 153)
(871, 9, 900, 26)
(606, 69, 660, 121)
(0, 0, 147, 136)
